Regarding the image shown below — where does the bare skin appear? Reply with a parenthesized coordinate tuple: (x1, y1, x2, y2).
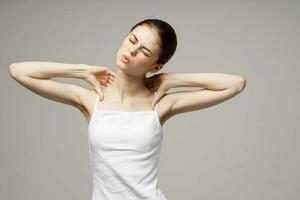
(82, 87, 168, 127)
(81, 24, 170, 125)
(81, 79, 170, 127)
(9, 24, 246, 129)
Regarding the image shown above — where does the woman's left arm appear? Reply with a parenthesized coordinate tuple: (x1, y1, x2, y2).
(153, 73, 246, 115)
(166, 73, 246, 91)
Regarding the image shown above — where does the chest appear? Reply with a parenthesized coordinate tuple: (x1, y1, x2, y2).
(88, 112, 162, 152)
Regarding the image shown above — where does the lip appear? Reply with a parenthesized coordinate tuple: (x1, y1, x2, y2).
(121, 55, 130, 63)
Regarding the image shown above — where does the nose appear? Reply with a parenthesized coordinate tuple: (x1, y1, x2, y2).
(129, 45, 142, 57)
(129, 46, 137, 56)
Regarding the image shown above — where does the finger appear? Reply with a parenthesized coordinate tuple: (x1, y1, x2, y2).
(103, 69, 114, 78)
(109, 75, 115, 82)
(104, 72, 111, 79)
(108, 78, 114, 84)
(111, 72, 117, 77)
(103, 78, 111, 86)
(108, 69, 117, 77)
(92, 79, 104, 100)
(98, 79, 106, 86)
(108, 76, 115, 84)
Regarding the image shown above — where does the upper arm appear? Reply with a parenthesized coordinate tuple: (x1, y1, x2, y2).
(166, 86, 244, 116)
(11, 74, 90, 110)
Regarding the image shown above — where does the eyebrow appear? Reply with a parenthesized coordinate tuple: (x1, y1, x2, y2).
(131, 33, 153, 54)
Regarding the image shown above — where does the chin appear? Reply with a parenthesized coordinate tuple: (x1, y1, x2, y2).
(116, 61, 129, 72)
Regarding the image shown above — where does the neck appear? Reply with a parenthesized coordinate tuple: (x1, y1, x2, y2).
(105, 68, 151, 102)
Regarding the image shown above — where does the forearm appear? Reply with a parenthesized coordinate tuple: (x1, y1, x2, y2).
(9, 61, 90, 79)
(165, 73, 245, 91)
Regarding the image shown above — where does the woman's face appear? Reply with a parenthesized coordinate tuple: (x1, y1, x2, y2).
(116, 25, 162, 77)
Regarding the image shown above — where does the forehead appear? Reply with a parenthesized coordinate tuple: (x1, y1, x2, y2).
(130, 25, 161, 50)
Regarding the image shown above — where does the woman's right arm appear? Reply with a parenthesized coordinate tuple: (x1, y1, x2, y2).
(9, 62, 107, 111)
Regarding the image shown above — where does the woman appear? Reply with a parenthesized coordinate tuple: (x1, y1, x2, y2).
(9, 19, 246, 200)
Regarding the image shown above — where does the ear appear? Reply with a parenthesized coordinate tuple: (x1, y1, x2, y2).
(150, 64, 163, 73)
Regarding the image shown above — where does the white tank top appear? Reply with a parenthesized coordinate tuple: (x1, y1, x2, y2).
(88, 92, 167, 200)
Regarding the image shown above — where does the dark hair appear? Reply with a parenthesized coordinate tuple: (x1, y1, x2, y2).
(129, 19, 177, 66)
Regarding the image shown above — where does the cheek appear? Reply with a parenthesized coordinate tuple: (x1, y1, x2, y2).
(135, 55, 152, 65)
(119, 40, 128, 50)
(130, 57, 152, 73)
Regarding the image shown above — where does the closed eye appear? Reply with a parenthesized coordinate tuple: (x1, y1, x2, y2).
(129, 38, 150, 57)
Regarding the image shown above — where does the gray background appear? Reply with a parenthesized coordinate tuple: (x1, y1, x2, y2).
(1, 0, 299, 199)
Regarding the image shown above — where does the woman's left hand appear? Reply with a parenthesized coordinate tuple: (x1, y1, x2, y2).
(144, 72, 172, 109)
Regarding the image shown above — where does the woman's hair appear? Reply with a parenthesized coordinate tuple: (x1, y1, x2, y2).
(130, 19, 177, 66)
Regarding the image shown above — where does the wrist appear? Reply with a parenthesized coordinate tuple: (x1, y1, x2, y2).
(70, 64, 91, 80)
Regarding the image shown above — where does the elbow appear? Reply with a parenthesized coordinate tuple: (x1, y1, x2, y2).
(231, 76, 246, 93)
(234, 77, 246, 92)
(9, 63, 20, 78)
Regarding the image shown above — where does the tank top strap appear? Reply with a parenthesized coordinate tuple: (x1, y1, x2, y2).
(92, 93, 100, 114)
(154, 102, 159, 112)
(154, 92, 159, 112)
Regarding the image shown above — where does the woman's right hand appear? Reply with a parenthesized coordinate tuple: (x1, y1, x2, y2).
(84, 65, 116, 101)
